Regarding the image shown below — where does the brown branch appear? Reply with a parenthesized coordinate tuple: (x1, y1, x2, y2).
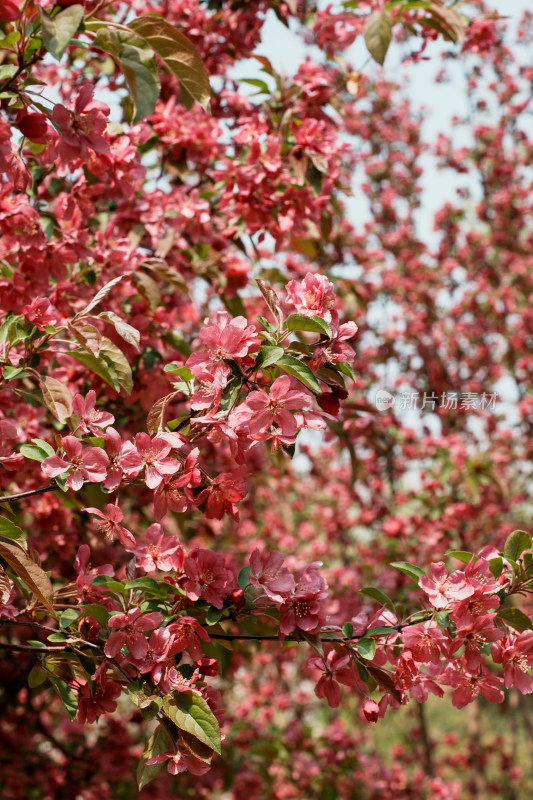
(0, 641, 66, 653)
(0, 480, 58, 503)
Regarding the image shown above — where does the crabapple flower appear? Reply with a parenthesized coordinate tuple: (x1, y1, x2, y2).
(73, 389, 114, 435)
(22, 297, 58, 330)
(362, 699, 380, 723)
(196, 466, 247, 520)
(120, 432, 180, 490)
(186, 309, 260, 372)
(401, 620, 449, 664)
(439, 665, 504, 709)
(153, 448, 202, 520)
(83, 504, 136, 547)
(244, 376, 312, 437)
(146, 741, 211, 776)
(130, 523, 184, 572)
(42, 435, 108, 491)
(278, 562, 328, 636)
(419, 562, 474, 609)
(249, 548, 295, 602)
(50, 81, 110, 169)
(308, 649, 359, 708)
(168, 617, 211, 661)
(285, 272, 337, 323)
(104, 608, 163, 659)
(127, 627, 174, 674)
(76, 664, 121, 724)
(492, 631, 533, 693)
(183, 547, 235, 609)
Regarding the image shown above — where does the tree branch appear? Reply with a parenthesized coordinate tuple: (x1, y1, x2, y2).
(0, 480, 58, 503)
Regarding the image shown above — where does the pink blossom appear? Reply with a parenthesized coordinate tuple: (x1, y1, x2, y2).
(183, 547, 235, 609)
(308, 649, 359, 708)
(492, 632, 533, 693)
(245, 376, 311, 437)
(362, 699, 380, 723)
(42, 435, 108, 491)
(168, 616, 211, 661)
(439, 665, 504, 709)
(127, 627, 174, 674)
(83, 504, 136, 547)
(104, 608, 163, 659)
(50, 81, 110, 170)
(278, 562, 328, 636)
(249, 548, 295, 601)
(22, 297, 58, 330)
(153, 447, 202, 520)
(146, 741, 210, 776)
(103, 427, 139, 490)
(73, 389, 114, 435)
(76, 664, 121, 725)
(186, 309, 260, 372)
(285, 272, 337, 323)
(120, 432, 180, 490)
(196, 466, 247, 520)
(131, 523, 184, 573)
(419, 562, 474, 609)
(401, 621, 449, 664)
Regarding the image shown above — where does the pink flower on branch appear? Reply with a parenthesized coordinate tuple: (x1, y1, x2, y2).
(42, 435, 108, 491)
(308, 649, 360, 708)
(130, 523, 184, 573)
(183, 547, 235, 609)
(22, 297, 58, 331)
(419, 562, 474, 610)
(285, 272, 338, 324)
(73, 389, 114, 435)
(492, 631, 533, 694)
(244, 376, 312, 437)
(104, 608, 163, 659)
(168, 616, 211, 661)
(187, 310, 260, 372)
(439, 665, 504, 709)
(278, 562, 328, 636)
(196, 467, 247, 520)
(249, 548, 295, 602)
(120, 432, 180, 490)
(83, 503, 136, 548)
(50, 81, 110, 170)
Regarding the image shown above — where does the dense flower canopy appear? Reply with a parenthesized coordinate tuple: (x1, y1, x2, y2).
(1, 1, 533, 798)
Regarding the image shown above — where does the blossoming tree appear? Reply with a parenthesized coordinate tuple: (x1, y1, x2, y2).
(1, 0, 533, 797)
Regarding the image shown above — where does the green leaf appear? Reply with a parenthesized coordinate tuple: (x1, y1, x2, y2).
(445, 550, 474, 565)
(0, 65, 18, 80)
(99, 337, 133, 394)
(255, 346, 285, 370)
(286, 313, 332, 338)
(124, 577, 173, 598)
(359, 586, 395, 613)
(59, 608, 81, 629)
(20, 444, 48, 462)
(41, 5, 84, 61)
(390, 561, 425, 584)
(277, 354, 320, 393)
(79, 604, 110, 627)
(28, 665, 48, 688)
(237, 566, 251, 590)
(489, 556, 503, 579)
(497, 607, 533, 633)
(163, 691, 221, 754)
(205, 605, 225, 626)
(342, 622, 353, 639)
(129, 15, 210, 111)
(364, 10, 392, 65)
(355, 637, 376, 660)
(95, 28, 160, 124)
(70, 347, 120, 393)
(48, 676, 78, 720)
(164, 365, 193, 381)
(365, 626, 398, 637)
(335, 360, 356, 382)
(504, 530, 532, 561)
(0, 515, 26, 542)
(137, 722, 175, 791)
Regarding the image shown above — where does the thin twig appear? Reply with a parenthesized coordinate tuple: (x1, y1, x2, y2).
(0, 480, 57, 503)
